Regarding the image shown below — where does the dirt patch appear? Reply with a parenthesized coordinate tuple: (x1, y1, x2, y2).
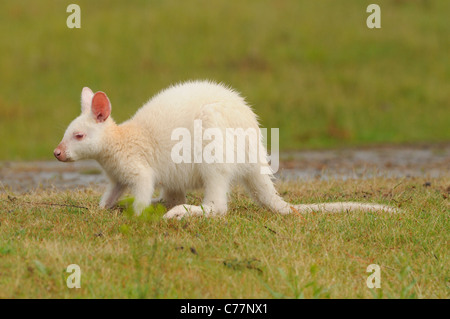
(1, 144, 449, 193)
(278, 143, 450, 181)
(0, 160, 107, 193)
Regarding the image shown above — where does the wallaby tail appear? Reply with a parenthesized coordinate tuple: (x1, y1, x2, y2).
(292, 202, 398, 213)
(243, 170, 398, 214)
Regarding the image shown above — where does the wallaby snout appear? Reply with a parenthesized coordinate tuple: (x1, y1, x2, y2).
(54, 143, 68, 162)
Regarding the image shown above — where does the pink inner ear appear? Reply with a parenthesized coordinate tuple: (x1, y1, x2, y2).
(91, 92, 111, 122)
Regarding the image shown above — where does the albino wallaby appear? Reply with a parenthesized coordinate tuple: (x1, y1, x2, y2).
(54, 80, 396, 219)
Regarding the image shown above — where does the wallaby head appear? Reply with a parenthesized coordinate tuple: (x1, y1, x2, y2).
(54, 87, 112, 162)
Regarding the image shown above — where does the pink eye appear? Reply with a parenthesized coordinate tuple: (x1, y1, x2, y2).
(74, 133, 85, 140)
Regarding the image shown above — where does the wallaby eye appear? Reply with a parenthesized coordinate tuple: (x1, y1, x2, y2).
(74, 132, 85, 140)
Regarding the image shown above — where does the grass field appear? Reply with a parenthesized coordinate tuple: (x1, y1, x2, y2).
(0, 0, 449, 160)
(0, 177, 448, 298)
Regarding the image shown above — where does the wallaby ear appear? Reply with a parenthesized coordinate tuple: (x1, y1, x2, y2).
(81, 87, 94, 113)
(91, 91, 111, 123)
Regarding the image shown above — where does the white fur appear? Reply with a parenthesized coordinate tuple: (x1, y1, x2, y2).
(55, 80, 397, 218)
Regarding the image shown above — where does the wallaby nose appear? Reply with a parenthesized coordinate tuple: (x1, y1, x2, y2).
(54, 148, 61, 159)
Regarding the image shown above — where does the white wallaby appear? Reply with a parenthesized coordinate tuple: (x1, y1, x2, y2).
(54, 80, 396, 219)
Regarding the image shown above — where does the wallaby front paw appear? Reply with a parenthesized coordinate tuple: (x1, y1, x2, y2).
(132, 202, 147, 216)
(99, 200, 109, 209)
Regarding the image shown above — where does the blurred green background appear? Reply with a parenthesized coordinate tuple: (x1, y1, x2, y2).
(0, 0, 449, 160)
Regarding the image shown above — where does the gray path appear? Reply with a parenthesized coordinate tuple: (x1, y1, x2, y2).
(1, 144, 449, 193)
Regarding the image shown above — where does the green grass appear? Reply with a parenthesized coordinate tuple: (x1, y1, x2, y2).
(0, 177, 448, 298)
(0, 0, 449, 160)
